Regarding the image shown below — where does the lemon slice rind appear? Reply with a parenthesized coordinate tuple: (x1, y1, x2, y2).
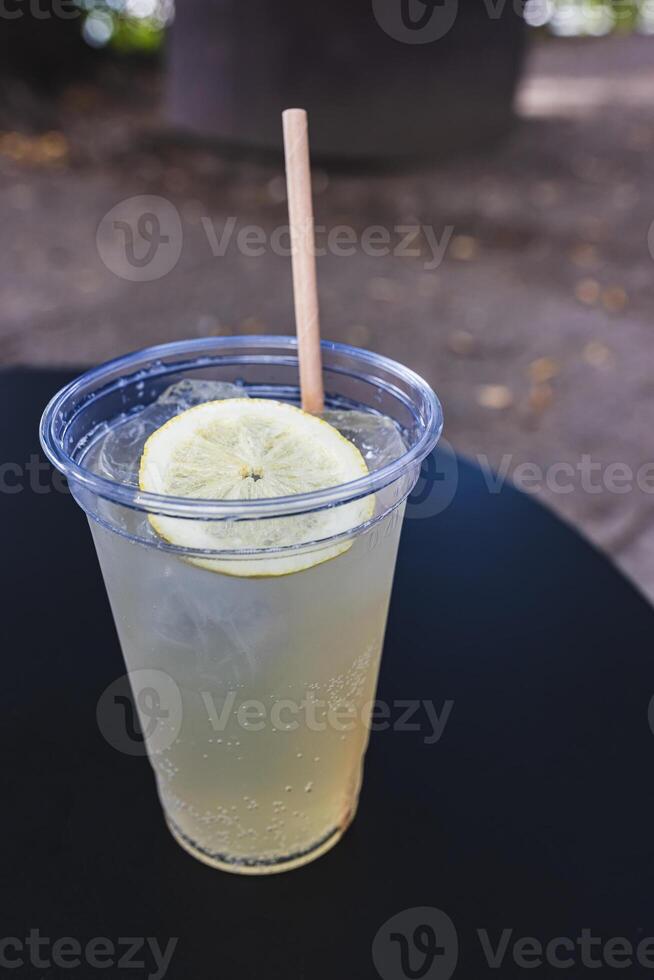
(138, 398, 375, 577)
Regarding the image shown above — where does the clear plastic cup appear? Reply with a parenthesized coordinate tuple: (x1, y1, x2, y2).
(40, 336, 442, 874)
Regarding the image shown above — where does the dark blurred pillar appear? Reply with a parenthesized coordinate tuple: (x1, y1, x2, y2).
(166, 0, 527, 162)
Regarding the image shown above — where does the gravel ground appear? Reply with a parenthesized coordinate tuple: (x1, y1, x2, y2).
(2, 33, 654, 601)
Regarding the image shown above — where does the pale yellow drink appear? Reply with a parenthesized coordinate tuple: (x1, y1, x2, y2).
(83, 391, 406, 873)
(88, 503, 403, 872)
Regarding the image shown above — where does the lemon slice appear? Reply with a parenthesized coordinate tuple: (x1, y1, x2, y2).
(139, 398, 374, 576)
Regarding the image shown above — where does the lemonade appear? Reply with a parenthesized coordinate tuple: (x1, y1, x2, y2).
(84, 384, 404, 871)
(41, 337, 442, 874)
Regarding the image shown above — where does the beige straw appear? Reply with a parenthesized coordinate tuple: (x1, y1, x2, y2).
(282, 108, 325, 415)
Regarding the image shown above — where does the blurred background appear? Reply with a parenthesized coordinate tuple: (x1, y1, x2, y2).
(1, 0, 653, 598)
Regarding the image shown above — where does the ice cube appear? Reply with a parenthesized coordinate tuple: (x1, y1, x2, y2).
(322, 409, 406, 471)
(149, 571, 289, 690)
(97, 379, 248, 485)
(96, 410, 167, 484)
(155, 379, 248, 410)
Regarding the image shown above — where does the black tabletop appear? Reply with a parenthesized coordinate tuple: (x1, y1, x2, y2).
(2, 369, 653, 980)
